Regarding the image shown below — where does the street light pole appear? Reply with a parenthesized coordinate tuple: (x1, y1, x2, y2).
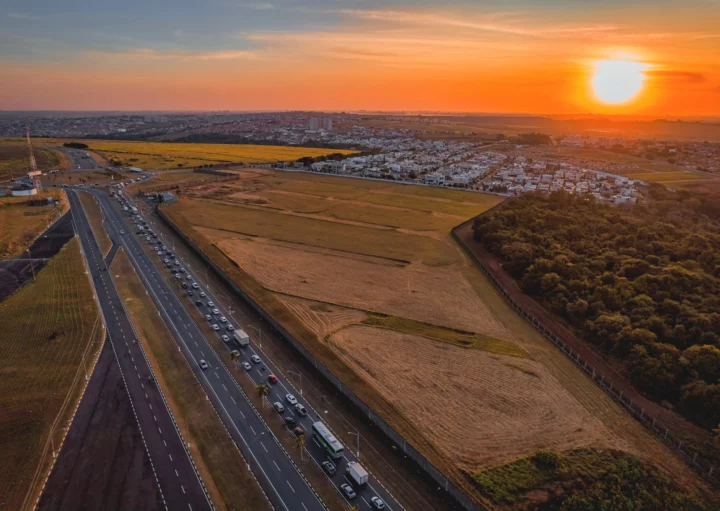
(287, 369, 303, 395)
(348, 430, 360, 460)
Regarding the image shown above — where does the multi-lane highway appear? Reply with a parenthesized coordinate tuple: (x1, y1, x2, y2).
(61, 147, 101, 169)
(67, 189, 213, 511)
(88, 189, 332, 511)
(93, 188, 405, 511)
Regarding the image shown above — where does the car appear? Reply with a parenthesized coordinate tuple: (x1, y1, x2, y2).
(273, 402, 285, 413)
(174, 274, 182, 280)
(199, 360, 209, 370)
(187, 290, 194, 296)
(370, 497, 386, 510)
(285, 394, 297, 405)
(171, 254, 176, 259)
(221, 335, 230, 342)
(295, 404, 307, 416)
(226, 325, 235, 331)
(181, 282, 187, 289)
(212, 324, 220, 331)
(174, 261, 180, 266)
(242, 361, 252, 371)
(192, 283, 199, 289)
(340, 484, 356, 499)
(200, 292, 206, 297)
(220, 316, 227, 323)
(195, 300, 203, 306)
(293, 426, 305, 437)
(284, 416, 296, 427)
(205, 314, 212, 321)
(207, 301, 215, 307)
(164, 259, 169, 264)
(321, 461, 336, 476)
(119, 230, 125, 235)
(251, 355, 261, 364)
(186, 276, 193, 281)
(268, 374, 278, 384)
(179, 268, 186, 273)
(212, 308, 220, 315)
(230, 349, 240, 358)
(152, 234, 158, 238)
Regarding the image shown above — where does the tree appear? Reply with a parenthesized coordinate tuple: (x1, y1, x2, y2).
(256, 383, 270, 407)
(296, 433, 306, 461)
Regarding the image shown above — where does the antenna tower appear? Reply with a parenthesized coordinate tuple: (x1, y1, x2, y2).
(26, 125, 42, 192)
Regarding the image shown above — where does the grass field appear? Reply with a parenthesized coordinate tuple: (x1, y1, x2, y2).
(111, 248, 271, 511)
(625, 171, 716, 182)
(0, 138, 67, 183)
(0, 238, 104, 511)
(162, 169, 709, 504)
(28, 139, 355, 170)
(77, 192, 111, 256)
(127, 170, 223, 193)
(0, 189, 68, 259)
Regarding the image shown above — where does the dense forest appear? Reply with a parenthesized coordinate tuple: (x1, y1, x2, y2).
(473, 188, 720, 429)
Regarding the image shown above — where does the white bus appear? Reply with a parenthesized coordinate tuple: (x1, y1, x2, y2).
(312, 422, 344, 459)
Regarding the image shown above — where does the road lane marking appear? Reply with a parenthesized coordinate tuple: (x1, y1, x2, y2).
(181, 485, 185, 494)
(260, 441, 268, 453)
(286, 481, 295, 493)
(273, 461, 281, 472)
(250, 426, 256, 435)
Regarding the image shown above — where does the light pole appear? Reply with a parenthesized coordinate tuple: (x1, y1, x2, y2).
(248, 431, 265, 446)
(347, 430, 360, 460)
(287, 369, 303, 396)
(248, 324, 264, 349)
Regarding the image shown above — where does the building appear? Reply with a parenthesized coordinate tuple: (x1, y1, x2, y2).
(424, 173, 445, 185)
(321, 118, 333, 131)
(309, 117, 321, 131)
(309, 117, 333, 131)
(11, 184, 38, 197)
(129, 167, 143, 173)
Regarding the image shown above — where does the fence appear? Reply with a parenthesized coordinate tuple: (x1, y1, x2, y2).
(451, 215, 719, 485)
(155, 207, 485, 511)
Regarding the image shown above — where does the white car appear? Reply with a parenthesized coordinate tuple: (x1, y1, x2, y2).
(205, 314, 212, 321)
(370, 497, 386, 510)
(273, 402, 285, 413)
(200, 292, 206, 298)
(285, 394, 297, 405)
(220, 316, 227, 323)
(251, 355, 261, 364)
(226, 325, 235, 332)
(212, 324, 220, 331)
(221, 335, 230, 342)
(212, 308, 220, 315)
(199, 360, 209, 370)
(295, 404, 307, 416)
(192, 283, 199, 289)
(242, 362, 252, 371)
(208, 301, 215, 307)
(120, 230, 125, 235)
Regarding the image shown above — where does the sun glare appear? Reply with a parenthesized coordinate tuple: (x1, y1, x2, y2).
(591, 59, 647, 105)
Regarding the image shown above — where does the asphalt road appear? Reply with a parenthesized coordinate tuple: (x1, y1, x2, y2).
(98, 189, 405, 511)
(89, 189, 331, 511)
(61, 148, 101, 170)
(67, 189, 213, 511)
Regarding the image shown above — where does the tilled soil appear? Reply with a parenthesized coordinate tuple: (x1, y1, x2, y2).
(37, 341, 162, 511)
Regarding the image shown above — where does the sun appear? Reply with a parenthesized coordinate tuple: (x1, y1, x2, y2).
(591, 59, 647, 104)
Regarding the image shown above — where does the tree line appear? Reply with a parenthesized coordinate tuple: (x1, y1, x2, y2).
(473, 188, 720, 430)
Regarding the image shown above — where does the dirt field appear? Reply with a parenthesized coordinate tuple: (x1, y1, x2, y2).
(330, 326, 620, 470)
(162, 169, 710, 503)
(0, 238, 104, 511)
(0, 189, 68, 259)
(0, 139, 66, 183)
(37, 341, 163, 511)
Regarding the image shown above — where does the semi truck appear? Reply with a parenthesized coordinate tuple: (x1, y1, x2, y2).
(346, 461, 368, 487)
(233, 329, 250, 347)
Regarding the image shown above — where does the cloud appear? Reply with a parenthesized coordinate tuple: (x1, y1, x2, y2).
(237, 1, 275, 10)
(7, 12, 38, 20)
(646, 70, 707, 83)
(85, 48, 258, 61)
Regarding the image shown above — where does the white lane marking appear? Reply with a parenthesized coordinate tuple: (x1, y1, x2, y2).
(175, 469, 179, 477)
(169, 454, 173, 462)
(286, 481, 295, 494)
(273, 461, 281, 472)
(230, 397, 236, 404)
(250, 425, 256, 435)
(260, 441, 268, 453)
(181, 485, 185, 494)
(222, 384, 227, 391)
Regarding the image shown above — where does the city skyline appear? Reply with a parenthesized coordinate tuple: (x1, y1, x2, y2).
(1, 0, 718, 115)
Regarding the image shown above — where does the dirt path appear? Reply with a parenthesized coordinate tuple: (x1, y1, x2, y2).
(37, 341, 162, 511)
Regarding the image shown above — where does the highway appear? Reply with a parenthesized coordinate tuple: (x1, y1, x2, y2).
(61, 147, 101, 169)
(96, 188, 405, 511)
(67, 189, 213, 511)
(89, 189, 331, 511)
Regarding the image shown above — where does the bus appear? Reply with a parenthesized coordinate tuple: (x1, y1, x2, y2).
(312, 422, 344, 459)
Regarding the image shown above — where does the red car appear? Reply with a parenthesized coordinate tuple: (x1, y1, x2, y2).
(268, 374, 278, 384)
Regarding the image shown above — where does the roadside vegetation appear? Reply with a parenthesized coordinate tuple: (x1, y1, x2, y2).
(0, 189, 67, 259)
(77, 191, 112, 256)
(471, 448, 712, 510)
(0, 238, 103, 511)
(473, 187, 720, 431)
(110, 248, 272, 511)
(0, 138, 67, 183)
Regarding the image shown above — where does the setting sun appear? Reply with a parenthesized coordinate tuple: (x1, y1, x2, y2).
(591, 59, 648, 105)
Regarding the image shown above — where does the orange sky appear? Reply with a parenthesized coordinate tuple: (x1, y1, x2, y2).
(1, 2, 718, 114)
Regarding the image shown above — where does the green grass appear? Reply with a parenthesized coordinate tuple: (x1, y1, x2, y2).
(361, 313, 527, 358)
(0, 238, 103, 511)
(170, 198, 460, 266)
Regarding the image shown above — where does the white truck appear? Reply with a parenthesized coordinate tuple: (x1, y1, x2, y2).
(345, 461, 368, 487)
(233, 329, 250, 348)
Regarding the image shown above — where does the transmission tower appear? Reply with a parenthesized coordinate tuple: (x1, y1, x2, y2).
(26, 125, 42, 192)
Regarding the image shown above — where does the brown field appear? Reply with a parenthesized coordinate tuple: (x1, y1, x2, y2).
(163, 169, 708, 502)
(0, 189, 68, 259)
(329, 326, 620, 470)
(0, 238, 104, 511)
(0, 138, 67, 183)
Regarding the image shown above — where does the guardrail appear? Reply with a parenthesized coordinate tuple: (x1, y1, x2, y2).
(451, 214, 719, 486)
(155, 207, 486, 511)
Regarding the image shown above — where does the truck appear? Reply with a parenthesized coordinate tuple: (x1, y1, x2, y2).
(233, 329, 250, 347)
(345, 461, 368, 487)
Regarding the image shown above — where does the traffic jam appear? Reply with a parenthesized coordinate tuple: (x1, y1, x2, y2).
(113, 189, 392, 510)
